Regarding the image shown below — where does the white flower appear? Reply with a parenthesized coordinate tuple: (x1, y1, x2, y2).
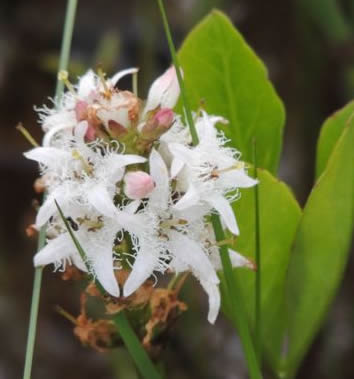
(164, 111, 258, 235)
(142, 66, 180, 117)
(38, 66, 180, 148)
(123, 149, 253, 323)
(33, 201, 144, 297)
(25, 122, 146, 228)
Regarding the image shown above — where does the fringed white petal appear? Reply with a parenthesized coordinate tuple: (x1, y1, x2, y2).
(105, 154, 146, 184)
(170, 157, 185, 178)
(210, 248, 254, 271)
(168, 230, 219, 284)
(208, 194, 239, 235)
(87, 185, 118, 218)
(173, 184, 200, 210)
(34, 233, 73, 267)
(116, 210, 146, 236)
(196, 111, 226, 141)
(168, 143, 194, 164)
(222, 169, 258, 189)
(124, 199, 141, 214)
(42, 123, 75, 147)
(71, 253, 88, 272)
(24, 147, 70, 167)
(110, 67, 139, 87)
(143, 66, 181, 116)
(90, 245, 120, 297)
(35, 189, 67, 227)
(149, 149, 170, 210)
(74, 120, 89, 142)
(200, 280, 221, 324)
(77, 70, 96, 98)
(123, 245, 158, 297)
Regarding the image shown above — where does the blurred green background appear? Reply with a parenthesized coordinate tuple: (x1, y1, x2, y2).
(0, 0, 353, 378)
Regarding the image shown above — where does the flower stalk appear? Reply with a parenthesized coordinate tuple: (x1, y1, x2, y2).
(22, 1, 78, 378)
(55, 200, 163, 379)
(253, 140, 262, 362)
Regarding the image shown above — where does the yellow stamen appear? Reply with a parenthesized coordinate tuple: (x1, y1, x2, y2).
(132, 71, 138, 96)
(72, 149, 93, 174)
(97, 66, 110, 98)
(160, 218, 188, 229)
(16, 123, 39, 147)
(55, 305, 77, 325)
(58, 70, 76, 95)
(212, 162, 245, 177)
(216, 238, 237, 247)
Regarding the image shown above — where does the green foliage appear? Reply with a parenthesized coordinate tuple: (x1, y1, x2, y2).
(178, 10, 285, 174)
(285, 111, 354, 377)
(231, 169, 302, 368)
(179, 9, 354, 378)
(316, 101, 354, 178)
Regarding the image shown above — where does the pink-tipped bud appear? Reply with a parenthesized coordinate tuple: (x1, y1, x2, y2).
(124, 171, 155, 199)
(154, 108, 174, 129)
(75, 100, 88, 121)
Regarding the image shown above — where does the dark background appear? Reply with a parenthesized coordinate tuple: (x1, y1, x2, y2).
(0, 0, 353, 378)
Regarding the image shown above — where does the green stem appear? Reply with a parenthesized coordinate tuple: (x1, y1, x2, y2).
(55, 201, 163, 379)
(211, 215, 262, 379)
(253, 140, 262, 362)
(55, 0, 79, 99)
(113, 313, 162, 379)
(22, 267, 43, 379)
(156, 0, 199, 146)
(22, 2, 78, 379)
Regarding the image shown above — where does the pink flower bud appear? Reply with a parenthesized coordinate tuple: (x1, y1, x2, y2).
(124, 171, 155, 199)
(75, 100, 88, 121)
(154, 108, 174, 129)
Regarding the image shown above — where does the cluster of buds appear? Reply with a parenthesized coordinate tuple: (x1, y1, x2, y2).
(25, 65, 257, 334)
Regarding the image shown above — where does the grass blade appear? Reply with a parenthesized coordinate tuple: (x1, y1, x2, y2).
(55, 201, 163, 379)
(22, 2, 78, 378)
(253, 141, 262, 362)
(156, 0, 199, 146)
(212, 214, 262, 379)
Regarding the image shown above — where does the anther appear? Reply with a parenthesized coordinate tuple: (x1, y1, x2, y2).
(72, 149, 93, 174)
(97, 65, 110, 98)
(58, 70, 76, 95)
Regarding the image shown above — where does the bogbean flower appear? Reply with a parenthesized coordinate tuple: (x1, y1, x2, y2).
(25, 65, 257, 323)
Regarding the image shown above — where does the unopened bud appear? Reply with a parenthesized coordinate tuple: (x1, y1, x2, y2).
(154, 108, 174, 129)
(141, 108, 174, 140)
(124, 171, 155, 199)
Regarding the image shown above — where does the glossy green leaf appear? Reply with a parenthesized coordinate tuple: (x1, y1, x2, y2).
(316, 100, 354, 178)
(222, 169, 302, 368)
(285, 119, 354, 377)
(178, 10, 285, 174)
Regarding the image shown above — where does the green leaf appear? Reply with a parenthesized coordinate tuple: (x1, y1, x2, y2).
(285, 119, 354, 377)
(316, 101, 354, 178)
(223, 169, 302, 368)
(178, 10, 285, 174)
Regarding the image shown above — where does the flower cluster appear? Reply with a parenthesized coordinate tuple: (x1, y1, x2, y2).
(25, 67, 257, 323)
